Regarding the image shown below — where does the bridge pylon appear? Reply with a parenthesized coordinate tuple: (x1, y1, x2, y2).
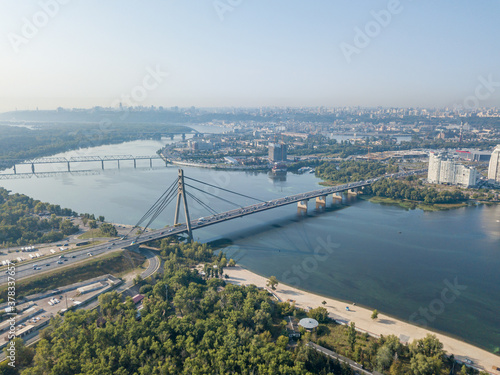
(174, 169, 193, 241)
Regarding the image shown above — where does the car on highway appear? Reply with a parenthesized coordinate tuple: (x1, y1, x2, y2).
(87, 252, 93, 256)
(71, 255, 76, 258)
(34, 267, 41, 270)
(57, 261, 63, 264)
(46, 264, 50, 266)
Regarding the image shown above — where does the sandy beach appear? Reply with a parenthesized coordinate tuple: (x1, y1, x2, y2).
(224, 265, 500, 374)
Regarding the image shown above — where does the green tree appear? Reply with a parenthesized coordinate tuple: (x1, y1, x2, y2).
(3, 338, 35, 368)
(376, 345, 393, 370)
(410, 353, 442, 375)
(389, 358, 405, 375)
(276, 335, 289, 349)
(409, 334, 444, 357)
(371, 309, 379, 320)
(347, 322, 356, 352)
(307, 307, 328, 323)
(267, 275, 279, 290)
(133, 274, 143, 285)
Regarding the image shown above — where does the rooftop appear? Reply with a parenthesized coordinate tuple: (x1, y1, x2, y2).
(298, 318, 319, 330)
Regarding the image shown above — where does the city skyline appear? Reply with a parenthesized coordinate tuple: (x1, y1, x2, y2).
(1, 1, 499, 111)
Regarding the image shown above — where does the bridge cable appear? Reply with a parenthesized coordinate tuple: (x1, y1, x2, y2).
(185, 191, 219, 216)
(184, 183, 243, 209)
(132, 183, 176, 231)
(133, 179, 177, 227)
(184, 176, 264, 202)
(125, 179, 178, 238)
(137, 187, 179, 239)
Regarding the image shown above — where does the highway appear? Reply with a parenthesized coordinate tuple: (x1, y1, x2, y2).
(1, 169, 425, 285)
(0, 246, 161, 363)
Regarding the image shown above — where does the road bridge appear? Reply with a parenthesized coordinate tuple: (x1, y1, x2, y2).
(0, 168, 427, 284)
(126, 168, 427, 244)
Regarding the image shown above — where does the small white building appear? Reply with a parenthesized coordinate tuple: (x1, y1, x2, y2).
(298, 318, 319, 331)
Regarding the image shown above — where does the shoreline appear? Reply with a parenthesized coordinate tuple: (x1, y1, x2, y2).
(223, 265, 500, 374)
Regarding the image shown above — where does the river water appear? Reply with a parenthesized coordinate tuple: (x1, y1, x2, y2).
(0, 139, 499, 353)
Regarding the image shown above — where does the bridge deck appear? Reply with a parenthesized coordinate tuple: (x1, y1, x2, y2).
(132, 169, 427, 244)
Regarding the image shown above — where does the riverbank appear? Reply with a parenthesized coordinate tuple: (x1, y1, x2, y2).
(363, 195, 470, 211)
(363, 195, 499, 211)
(224, 265, 500, 374)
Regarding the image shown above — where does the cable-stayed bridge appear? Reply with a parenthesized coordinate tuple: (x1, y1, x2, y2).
(2, 167, 427, 284)
(123, 168, 427, 245)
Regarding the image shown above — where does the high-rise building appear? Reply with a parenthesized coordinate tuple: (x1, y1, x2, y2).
(488, 145, 500, 183)
(268, 142, 287, 162)
(427, 152, 477, 187)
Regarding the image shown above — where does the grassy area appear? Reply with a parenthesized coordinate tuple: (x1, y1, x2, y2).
(364, 196, 468, 211)
(78, 229, 117, 239)
(0, 250, 145, 301)
(311, 322, 375, 369)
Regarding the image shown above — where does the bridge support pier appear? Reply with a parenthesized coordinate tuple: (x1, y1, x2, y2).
(67, 161, 71, 172)
(133, 159, 136, 168)
(150, 158, 153, 168)
(101, 160, 105, 170)
(12, 165, 16, 175)
(348, 188, 359, 195)
(174, 169, 193, 241)
(332, 192, 343, 204)
(31, 163, 35, 174)
(315, 195, 327, 210)
(297, 199, 308, 214)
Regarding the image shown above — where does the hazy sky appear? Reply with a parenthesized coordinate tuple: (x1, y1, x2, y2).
(1, 0, 499, 111)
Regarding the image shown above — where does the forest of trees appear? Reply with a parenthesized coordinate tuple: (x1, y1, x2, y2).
(8, 240, 354, 375)
(315, 160, 399, 184)
(366, 178, 467, 204)
(0, 187, 78, 248)
(3, 239, 487, 375)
